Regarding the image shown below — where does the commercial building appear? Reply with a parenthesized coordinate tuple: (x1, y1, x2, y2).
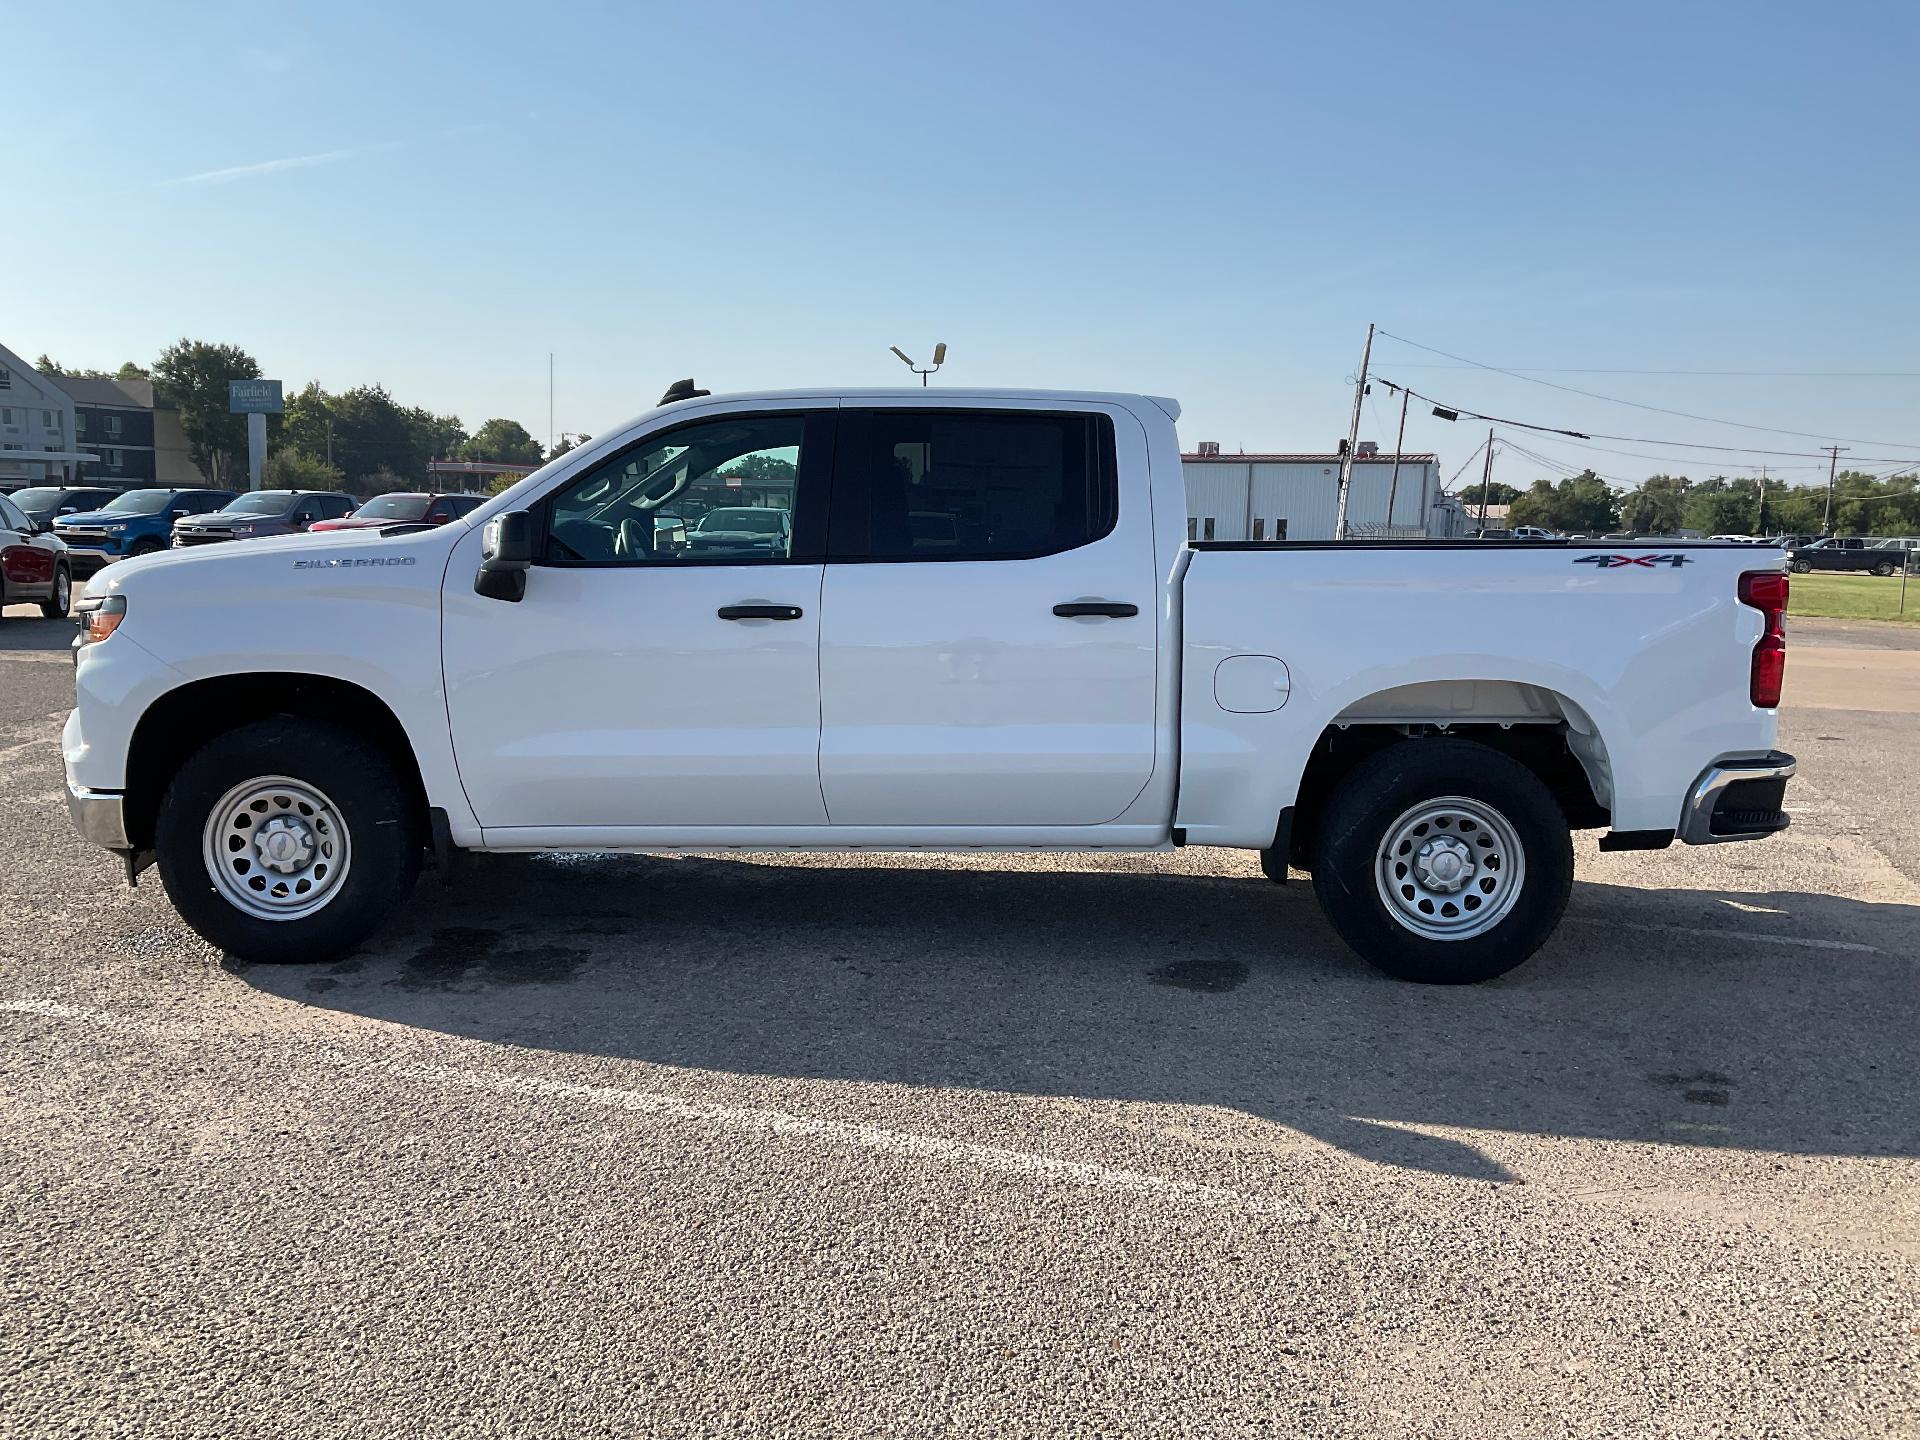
(55, 376, 202, 487)
(0, 343, 85, 488)
(1182, 442, 1466, 541)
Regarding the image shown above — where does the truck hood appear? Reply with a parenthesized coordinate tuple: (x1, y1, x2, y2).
(55, 508, 140, 528)
(82, 523, 466, 600)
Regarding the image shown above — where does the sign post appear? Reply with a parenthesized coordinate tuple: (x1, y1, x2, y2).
(228, 380, 284, 491)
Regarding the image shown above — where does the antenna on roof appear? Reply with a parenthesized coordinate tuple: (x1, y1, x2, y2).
(659, 378, 710, 405)
(889, 343, 947, 387)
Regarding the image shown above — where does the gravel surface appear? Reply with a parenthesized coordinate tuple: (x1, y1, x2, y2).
(2, 606, 1916, 1438)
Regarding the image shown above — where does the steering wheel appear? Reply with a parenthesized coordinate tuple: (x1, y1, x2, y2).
(614, 517, 653, 561)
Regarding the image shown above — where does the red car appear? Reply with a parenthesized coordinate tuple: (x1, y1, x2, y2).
(309, 492, 485, 532)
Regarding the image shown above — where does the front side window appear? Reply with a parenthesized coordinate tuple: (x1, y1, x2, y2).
(541, 412, 814, 565)
(831, 410, 1116, 562)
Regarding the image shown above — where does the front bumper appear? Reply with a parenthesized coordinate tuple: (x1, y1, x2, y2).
(1679, 751, 1796, 844)
(60, 546, 115, 576)
(66, 780, 130, 851)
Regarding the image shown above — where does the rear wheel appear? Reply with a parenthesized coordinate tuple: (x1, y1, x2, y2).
(155, 718, 421, 963)
(1310, 739, 1573, 984)
(1871, 561, 1895, 577)
(1789, 560, 1811, 574)
(39, 565, 71, 619)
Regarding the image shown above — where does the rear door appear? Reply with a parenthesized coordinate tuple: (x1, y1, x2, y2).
(816, 404, 1159, 825)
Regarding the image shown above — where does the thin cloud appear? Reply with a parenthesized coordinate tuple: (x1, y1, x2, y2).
(154, 141, 402, 189)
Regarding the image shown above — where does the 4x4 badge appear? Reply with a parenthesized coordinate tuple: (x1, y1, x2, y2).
(1573, 553, 1692, 569)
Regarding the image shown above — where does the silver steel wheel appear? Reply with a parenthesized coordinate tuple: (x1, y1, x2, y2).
(54, 569, 70, 613)
(201, 775, 352, 922)
(1374, 795, 1526, 941)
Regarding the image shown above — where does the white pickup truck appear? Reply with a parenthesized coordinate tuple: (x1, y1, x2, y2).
(64, 385, 1796, 984)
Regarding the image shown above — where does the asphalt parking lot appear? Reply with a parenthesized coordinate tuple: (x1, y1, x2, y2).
(2, 605, 1916, 1438)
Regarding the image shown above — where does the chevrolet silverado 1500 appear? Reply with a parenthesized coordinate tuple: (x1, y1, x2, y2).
(64, 386, 1796, 984)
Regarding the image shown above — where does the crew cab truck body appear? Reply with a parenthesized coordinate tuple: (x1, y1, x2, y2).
(64, 387, 1795, 984)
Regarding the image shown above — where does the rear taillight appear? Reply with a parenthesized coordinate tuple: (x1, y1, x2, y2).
(1739, 571, 1788, 708)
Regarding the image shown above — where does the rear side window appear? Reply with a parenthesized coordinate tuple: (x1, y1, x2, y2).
(831, 410, 1117, 562)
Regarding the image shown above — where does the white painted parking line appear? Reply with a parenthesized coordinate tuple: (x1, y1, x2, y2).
(1566, 918, 1880, 954)
(0, 997, 1292, 1218)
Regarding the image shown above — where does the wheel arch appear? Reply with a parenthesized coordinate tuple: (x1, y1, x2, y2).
(1286, 680, 1612, 870)
(124, 672, 429, 853)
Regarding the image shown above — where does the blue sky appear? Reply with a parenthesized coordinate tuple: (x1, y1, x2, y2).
(11, 1, 1918, 488)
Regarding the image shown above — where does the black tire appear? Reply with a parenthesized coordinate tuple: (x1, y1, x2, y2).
(1789, 560, 1811, 574)
(155, 718, 421, 963)
(1309, 739, 1573, 985)
(1871, 561, 1895, 577)
(128, 538, 164, 559)
(39, 565, 71, 619)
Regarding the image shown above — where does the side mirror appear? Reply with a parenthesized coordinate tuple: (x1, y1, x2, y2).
(475, 510, 533, 602)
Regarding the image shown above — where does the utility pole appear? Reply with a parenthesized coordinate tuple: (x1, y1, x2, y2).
(1385, 384, 1410, 534)
(325, 419, 333, 469)
(549, 353, 555, 458)
(1755, 465, 1768, 534)
(1820, 445, 1848, 535)
(1333, 322, 1374, 540)
(1478, 428, 1496, 527)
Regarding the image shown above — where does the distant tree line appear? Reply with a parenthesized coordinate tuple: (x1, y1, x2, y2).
(1483, 468, 1919, 537)
(38, 340, 551, 494)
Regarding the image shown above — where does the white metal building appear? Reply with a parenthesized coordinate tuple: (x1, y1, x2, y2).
(1182, 443, 1465, 541)
(0, 343, 84, 487)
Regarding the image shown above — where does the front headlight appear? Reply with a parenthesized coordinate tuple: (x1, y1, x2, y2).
(230, 524, 256, 537)
(102, 523, 129, 534)
(73, 593, 127, 646)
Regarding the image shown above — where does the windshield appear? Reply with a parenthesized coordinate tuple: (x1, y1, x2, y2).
(353, 495, 430, 522)
(101, 490, 175, 516)
(221, 492, 299, 516)
(9, 488, 60, 519)
(696, 508, 782, 533)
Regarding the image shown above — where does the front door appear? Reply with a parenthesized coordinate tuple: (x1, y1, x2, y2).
(441, 407, 835, 831)
(817, 405, 1160, 826)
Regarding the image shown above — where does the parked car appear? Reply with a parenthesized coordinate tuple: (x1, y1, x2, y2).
(7, 487, 121, 527)
(1786, 536, 1914, 576)
(1510, 525, 1558, 541)
(308, 491, 483, 533)
(54, 488, 237, 577)
(172, 490, 358, 548)
(66, 385, 1798, 985)
(1469, 527, 1515, 540)
(0, 490, 73, 618)
(685, 505, 792, 556)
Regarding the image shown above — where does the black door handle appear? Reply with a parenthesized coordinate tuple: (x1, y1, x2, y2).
(1053, 601, 1139, 618)
(718, 604, 804, 621)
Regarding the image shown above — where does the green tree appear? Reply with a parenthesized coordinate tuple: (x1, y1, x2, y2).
(1473, 480, 1521, 508)
(1617, 474, 1691, 534)
(405, 407, 467, 465)
(461, 418, 544, 466)
(1508, 471, 1620, 533)
(327, 385, 425, 487)
(33, 356, 147, 381)
(261, 450, 347, 492)
(152, 339, 262, 487)
(1682, 476, 1764, 536)
(280, 382, 335, 463)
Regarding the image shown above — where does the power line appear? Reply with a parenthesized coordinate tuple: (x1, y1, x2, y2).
(1377, 329, 1920, 450)
(1384, 362, 1920, 379)
(1376, 376, 1920, 465)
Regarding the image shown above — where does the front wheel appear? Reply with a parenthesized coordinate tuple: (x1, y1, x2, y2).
(39, 565, 71, 619)
(1310, 739, 1573, 984)
(128, 538, 164, 559)
(155, 718, 421, 963)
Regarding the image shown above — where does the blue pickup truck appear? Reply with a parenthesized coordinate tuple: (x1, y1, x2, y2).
(53, 488, 236, 578)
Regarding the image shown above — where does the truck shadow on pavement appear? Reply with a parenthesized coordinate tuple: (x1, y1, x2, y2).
(237, 853, 1920, 1184)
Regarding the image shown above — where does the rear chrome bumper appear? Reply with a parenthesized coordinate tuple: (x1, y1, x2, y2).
(1679, 751, 1796, 845)
(66, 781, 130, 851)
